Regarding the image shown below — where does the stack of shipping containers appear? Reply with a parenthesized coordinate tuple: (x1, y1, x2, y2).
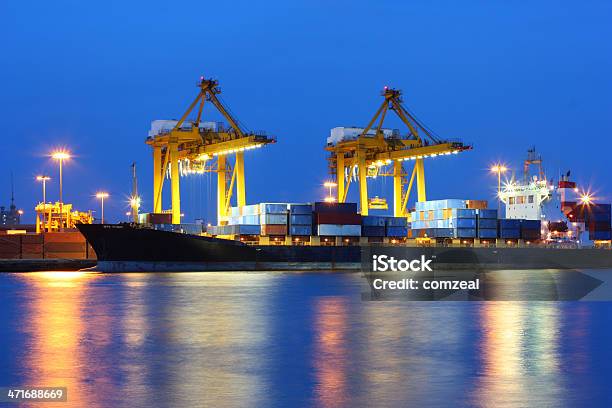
(288, 204, 313, 237)
(410, 199, 477, 239)
(569, 203, 612, 241)
(313, 202, 361, 242)
(520, 220, 542, 241)
(498, 219, 521, 241)
(476, 209, 498, 240)
(259, 203, 288, 237)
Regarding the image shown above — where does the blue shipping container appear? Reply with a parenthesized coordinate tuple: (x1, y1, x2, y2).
(499, 229, 520, 239)
(453, 218, 477, 228)
(386, 226, 408, 237)
(451, 208, 477, 218)
(386, 217, 408, 227)
(455, 228, 476, 238)
(590, 231, 612, 240)
(290, 214, 312, 225)
(289, 225, 312, 236)
(499, 219, 521, 229)
(362, 216, 386, 227)
(478, 219, 498, 229)
(289, 204, 312, 214)
(362, 226, 385, 237)
(259, 203, 288, 214)
(478, 228, 498, 238)
(431, 228, 454, 238)
(520, 220, 541, 230)
(476, 209, 498, 219)
(260, 214, 287, 225)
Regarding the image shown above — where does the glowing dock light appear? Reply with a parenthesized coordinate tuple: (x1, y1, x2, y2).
(490, 163, 508, 212)
(580, 193, 593, 205)
(95, 192, 109, 224)
(324, 181, 337, 200)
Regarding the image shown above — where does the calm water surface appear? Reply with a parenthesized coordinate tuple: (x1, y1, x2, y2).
(1, 271, 611, 407)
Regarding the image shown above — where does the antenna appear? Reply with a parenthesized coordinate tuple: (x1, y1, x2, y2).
(131, 163, 139, 222)
(10, 172, 15, 208)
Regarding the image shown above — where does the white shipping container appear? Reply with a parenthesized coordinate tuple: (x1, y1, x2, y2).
(317, 224, 361, 236)
(149, 120, 217, 138)
(327, 127, 395, 145)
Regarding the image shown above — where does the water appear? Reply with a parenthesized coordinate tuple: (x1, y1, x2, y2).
(1, 271, 611, 407)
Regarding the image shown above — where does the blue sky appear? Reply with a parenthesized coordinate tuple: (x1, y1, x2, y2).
(1, 0, 611, 223)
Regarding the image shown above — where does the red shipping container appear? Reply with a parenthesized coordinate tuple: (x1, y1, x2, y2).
(261, 225, 287, 236)
(315, 212, 361, 225)
(149, 213, 172, 224)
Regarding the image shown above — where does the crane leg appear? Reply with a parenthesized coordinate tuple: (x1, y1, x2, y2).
(337, 153, 345, 203)
(169, 141, 181, 224)
(415, 158, 426, 202)
(235, 151, 246, 207)
(393, 160, 403, 217)
(358, 154, 368, 215)
(217, 155, 227, 224)
(153, 146, 162, 213)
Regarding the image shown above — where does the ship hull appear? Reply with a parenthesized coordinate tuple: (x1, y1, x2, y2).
(77, 224, 612, 272)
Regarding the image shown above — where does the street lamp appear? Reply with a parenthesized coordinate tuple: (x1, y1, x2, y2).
(36, 175, 51, 233)
(490, 164, 508, 212)
(51, 150, 71, 230)
(96, 192, 109, 224)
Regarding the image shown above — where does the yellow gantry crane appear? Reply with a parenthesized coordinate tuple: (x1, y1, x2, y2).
(146, 76, 275, 224)
(326, 87, 471, 217)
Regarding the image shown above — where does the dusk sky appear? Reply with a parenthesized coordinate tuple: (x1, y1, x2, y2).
(2, 0, 611, 223)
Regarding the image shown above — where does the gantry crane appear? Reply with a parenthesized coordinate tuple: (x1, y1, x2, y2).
(146, 76, 275, 224)
(326, 87, 471, 217)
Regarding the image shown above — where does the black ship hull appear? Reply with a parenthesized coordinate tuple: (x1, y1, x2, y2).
(77, 224, 612, 272)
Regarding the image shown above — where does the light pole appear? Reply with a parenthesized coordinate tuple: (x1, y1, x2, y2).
(96, 192, 109, 224)
(324, 181, 337, 202)
(490, 164, 507, 213)
(36, 175, 51, 233)
(52, 150, 71, 230)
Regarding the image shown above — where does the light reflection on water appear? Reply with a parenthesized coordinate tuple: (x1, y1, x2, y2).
(0, 271, 610, 407)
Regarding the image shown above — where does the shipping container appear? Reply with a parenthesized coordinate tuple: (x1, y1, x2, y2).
(261, 224, 288, 236)
(317, 224, 361, 236)
(450, 208, 477, 219)
(477, 219, 498, 229)
(385, 217, 408, 227)
(587, 221, 612, 231)
(478, 228, 498, 239)
(288, 204, 312, 214)
(149, 213, 173, 224)
(361, 226, 385, 237)
(451, 218, 477, 228)
(499, 229, 520, 239)
(415, 199, 466, 211)
(289, 225, 312, 236)
(260, 214, 287, 225)
(590, 231, 612, 240)
(476, 209, 498, 219)
(313, 202, 358, 214)
(315, 212, 361, 225)
(259, 203, 288, 214)
(520, 220, 542, 230)
(386, 226, 408, 237)
(428, 228, 454, 238)
(466, 200, 488, 209)
(521, 230, 541, 240)
(499, 219, 521, 229)
(455, 228, 476, 238)
(361, 216, 386, 227)
(241, 204, 260, 216)
(289, 214, 312, 226)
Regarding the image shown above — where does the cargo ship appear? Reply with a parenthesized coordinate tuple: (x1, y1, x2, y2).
(78, 195, 612, 272)
(78, 79, 612, 271)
